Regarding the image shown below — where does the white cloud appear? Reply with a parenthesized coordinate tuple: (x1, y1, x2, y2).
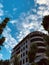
(43, 10, 49, 16)
(14, 10, 47, 42)
(32, 9, 37, 13)
(0, 17, 2, 22)
(13, 8, 17, 11)
(8, 0, 49, 46)
(3, 26, 18, 53)
(1, 0, 49, 56)
(10, 20, 18, 24)
(0, 3, 4, 16)
(0, 54, 3, 60)
(17, 29, 30, 42)
(0, 3, 3, 8)
(35, 0, 47, 5)
(0, 9, 4, 16)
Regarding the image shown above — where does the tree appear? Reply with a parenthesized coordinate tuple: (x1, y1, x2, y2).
(31, 62, 37, 65)
(45, 45, 49, 57)
(13, 54, 20, 65)
(0, 60, 9, 65)
(42, 15, 49, 32)
(3, 60, 9, 65)
(28, 43, 38, 63)
(0, 18, 9, 49)
(43, 35, 49, 45)
(0, 60, 3, 65)
(42, 15, 49, 65)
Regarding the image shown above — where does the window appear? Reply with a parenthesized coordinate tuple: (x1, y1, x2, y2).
(21, 54, 22, 58)
(20, 60, 22, 65)
(23, 52, 25, 56)
(26, 58, 28, 62)
(26, 40, 27, 43)
(26, 51, 28, 55)
(23, 47, 25, 50)
(21, 49, 22, 52)
(26, 45, 28, 48)
(23, 59, 25, 64)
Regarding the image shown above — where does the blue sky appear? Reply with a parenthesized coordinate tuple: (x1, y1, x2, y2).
(0, 0, 49, 60)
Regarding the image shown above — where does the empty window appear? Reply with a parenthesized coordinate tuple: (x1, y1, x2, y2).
(26, 45, 28, 48)
(21, 49, 22, 52)
(26, 40, 27, 43)
(23, 52, 25, 56)
(26, 58, 28, 62)
(26, 51, 28, 55)
(20, 60, 22, 65)
(21, 54, 22, 58)
(23, 59, 25, 64)
(23, 47, 25, 50)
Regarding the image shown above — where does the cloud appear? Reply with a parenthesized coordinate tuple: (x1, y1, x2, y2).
(17, 29, 30, 42)
(0, 17, 2, 22)
(3, 26, 18, 53)
(4, 0, 49, 50)
(34, 0, 49, 17)
(0, 3, 4, 16)
(0, 3, 3, 8)
(0, 9, 4, 16)
(1, 0, 49, 57)
(13, 10, 47, 42)
(34, 0, 48, 5)
(13, 8, 17, 11)
(10, 20, 18, 24)
(0, 54, 3, 60)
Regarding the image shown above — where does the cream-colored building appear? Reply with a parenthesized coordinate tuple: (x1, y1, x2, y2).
(10, 31, 47, 65)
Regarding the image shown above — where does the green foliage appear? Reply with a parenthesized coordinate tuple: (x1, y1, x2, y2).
(45, 45, 49, 57)
(0, 60, 9, 65)
(0, 18, 9, 34)
(3, 60, 9, 65)
(0, 60, 3, 65)
(47, 58, 49, 65)
(31, 62, 37, 65)
(0, 37, 5, 46)
(42, 15, 49, 31)
(44, 35, 49, 45)
(28, 43, 38, 63)
(0, 18, 9, 49)
(14, 54, 20, 65)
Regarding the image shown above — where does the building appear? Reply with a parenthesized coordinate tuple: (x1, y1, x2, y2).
(10, 31, 48, 65)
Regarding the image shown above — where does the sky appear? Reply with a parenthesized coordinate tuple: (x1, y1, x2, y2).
(0, 0, 49, 60)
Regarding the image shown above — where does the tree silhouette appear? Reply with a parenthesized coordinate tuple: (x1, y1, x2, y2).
(3, 60, 9, 65)
(0, 60, 9, 65)
(0, 18, 9, 49)
(28, 43, 38, 63)
(42, 15, 49, 65)
(42, 15, 49, 32)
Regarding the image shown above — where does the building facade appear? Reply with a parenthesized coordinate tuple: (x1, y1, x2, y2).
(10, 31, 47, 65)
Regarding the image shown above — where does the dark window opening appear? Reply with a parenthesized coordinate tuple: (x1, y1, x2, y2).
(23, 59, 25, 64)
(26, 51, 28, 55)
(23, 47, 25, 50)
(23, 52, 25, 56)
(26, 45, 28, 48)
(26, 58, 28, 62)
